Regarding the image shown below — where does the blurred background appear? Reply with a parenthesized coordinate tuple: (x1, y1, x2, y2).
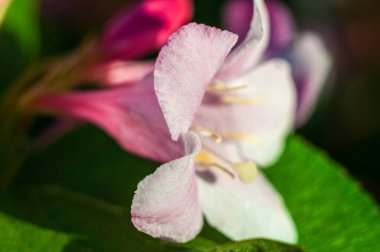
(2, 0, 380, 199)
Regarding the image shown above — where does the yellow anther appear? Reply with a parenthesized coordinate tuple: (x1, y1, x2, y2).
(223, 132, 261, 147)
(232, 162, 258, 184)
(193, 126, 223, 143)
(208, 80, 250, 92)
(196, 151, 235, 179)
(222, 95, 264, 105)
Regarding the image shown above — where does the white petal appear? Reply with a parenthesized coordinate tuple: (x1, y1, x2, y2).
(197, 170, 297, 243)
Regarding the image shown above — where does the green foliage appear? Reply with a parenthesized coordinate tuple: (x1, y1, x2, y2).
(0, 126, 378, 251)
(265, 136, 380, 251)
(2, 0, 40, 58)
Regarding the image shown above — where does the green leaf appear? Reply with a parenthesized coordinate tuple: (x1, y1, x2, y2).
(210, 239, 305, 252)
(265, 136, 380, 251)
(0, 211, 70, 252)
(2, 0, 40, 58)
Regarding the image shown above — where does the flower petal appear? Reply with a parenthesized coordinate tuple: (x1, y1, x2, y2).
(288, 33, 332, 126)
(34, 75, 182, 163)
(99, 0, 193, 59)
(131, 132, 203, 242)
(155, 23, 238, 140)
(197, 169, 297, 243)
(194, 59, 296, 166)
(217, 0, 269, 80)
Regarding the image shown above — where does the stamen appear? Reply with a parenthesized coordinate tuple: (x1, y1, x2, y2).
(222, 95, 264, 105)
(208, 80, 249, 92)
(193, 126, 223, 143)
(232, 162, 258, 184)
(196, 151, 235, 178)
(223, 132, 262, 147)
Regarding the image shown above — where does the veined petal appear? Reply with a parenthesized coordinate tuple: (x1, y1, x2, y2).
(288, 33, 332, 127)
(197, 169, 297, 243)
(131, 132, 203, 242)
(217, 0, 269, 80)
(34, 75, 182, 163)
(155, 23, 238, 140)
(99, 0, 193, 59)
(195, 59, 296, 166)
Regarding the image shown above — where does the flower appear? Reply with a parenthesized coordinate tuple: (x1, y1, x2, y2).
(223, 0, 332, 126)
(131, 0, 297, 243)
(131, 131, 297, 243)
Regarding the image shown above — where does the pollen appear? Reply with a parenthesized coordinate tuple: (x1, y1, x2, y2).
(232, 162, 258, 184)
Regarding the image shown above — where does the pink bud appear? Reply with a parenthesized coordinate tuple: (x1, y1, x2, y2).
(99, 0, 193, 60)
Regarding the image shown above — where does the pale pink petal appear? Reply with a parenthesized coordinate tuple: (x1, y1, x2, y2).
(289, 33, 332, 127)
(99, 0, 193, 59)
(197, 169, 297, 243)
(155, 23, 238, 140)
(88, 60, 155, 86)
(34, 75, 182, 162)
(194, 59, 296, 166)
(131, 132, 203, 242)
(217, 0, 269, 80)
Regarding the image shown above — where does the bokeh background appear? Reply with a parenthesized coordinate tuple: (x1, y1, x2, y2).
(2, 0, 380, 199)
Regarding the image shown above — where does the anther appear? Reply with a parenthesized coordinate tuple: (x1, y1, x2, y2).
(193, 126, 223, 143)
(196, 151, 235, 178)
(208, 80, 249, 92)
(223, 132, 261, 147)
(232, 162, 258, 184)
(222, 95, 264, 105)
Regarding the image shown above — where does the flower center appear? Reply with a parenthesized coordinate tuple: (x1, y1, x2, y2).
(195, 150, 258, 184)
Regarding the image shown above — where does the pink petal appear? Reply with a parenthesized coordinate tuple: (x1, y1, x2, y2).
(197, 169, 297, 243)
(194, 59, 296, 166)
(289, 33, 332, 127)
(131, 132, 203, 242)
(155, 23, 238, 140)
(34, 75, 183, 163)
(88, 60, 155, 86)
(99, 0, 193, 60)
(217, 0, 269, 80)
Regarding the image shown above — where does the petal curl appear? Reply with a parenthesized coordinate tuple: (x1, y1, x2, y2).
(155, 23, 238, 140)
(289, 33, 332, 126)
(218, 0, 269, 80)
(197, 170, 297, 243)
(131, 132, 203, 242)
(99, 0, 193, 59)
(194, 59, 296, 166)
(34, 75, 182, 163)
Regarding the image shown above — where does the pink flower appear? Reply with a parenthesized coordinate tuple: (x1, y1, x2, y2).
(131, 0, 297, 243)
(98, 0, 193, 60)
(223, 0, 331, 126)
